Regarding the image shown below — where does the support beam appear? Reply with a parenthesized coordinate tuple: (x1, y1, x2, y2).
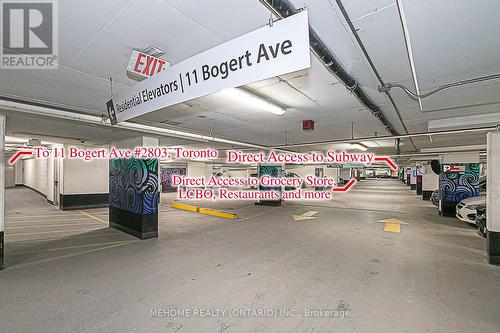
(487, 131, 500, 265)
(422, 168, 439, 201)
(0, 114, 5, 269)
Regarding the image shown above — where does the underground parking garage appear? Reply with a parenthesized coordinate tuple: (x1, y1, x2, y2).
(0, 0, 499, 332)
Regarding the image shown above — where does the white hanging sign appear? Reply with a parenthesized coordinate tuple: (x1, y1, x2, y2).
(109, 10, 311, 123)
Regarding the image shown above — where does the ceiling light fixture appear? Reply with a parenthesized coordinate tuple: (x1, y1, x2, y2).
(428, 113, 500, 131)
(420, 145, 486, 153)
(218, 88, 286, 116)
(349, 143, 367, 151)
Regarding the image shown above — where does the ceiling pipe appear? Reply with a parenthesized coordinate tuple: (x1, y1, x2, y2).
(270, 125, 498, 149)
(258, 0, 399, 137)
(334, 0, 417, 152)
(379, 73, 500, 101)
(0, 99, 283, 151)
(395, 0, 423, 111)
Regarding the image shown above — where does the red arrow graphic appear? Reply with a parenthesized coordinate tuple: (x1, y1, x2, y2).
(332, 178, 357, 192)
(9, 151, 32, 165)
(374, 157, 398, 170)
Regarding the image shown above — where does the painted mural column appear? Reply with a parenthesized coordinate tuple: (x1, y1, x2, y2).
(486, 131, 500, 265)
(109, 137, 159, 239)
(257, 163, 282, 206)
(0, 114, 5, 269)
(438, 153, 480, 217)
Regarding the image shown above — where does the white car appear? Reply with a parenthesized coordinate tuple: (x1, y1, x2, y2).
(456, 195, 486, 225)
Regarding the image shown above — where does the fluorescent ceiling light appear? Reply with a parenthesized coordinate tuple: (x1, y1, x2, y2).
(428, 113, 500, 131)
(420, 144, 486, 153)
(218, 88, 286, 116)
(5, 136, 28, 144)
(349, 143, 367, 151)
(359, 140, 379, 148)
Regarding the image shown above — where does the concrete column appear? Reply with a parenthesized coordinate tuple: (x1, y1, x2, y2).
(0, 115, 4, 269)
(414, 165, 422, 195)
(257, 163, 282, 206)
(325, 166, 340, 183)
(438, 153, 480, 216)
(109, 136, 160, 239)
(410, 167, 417, 190)
(187, 161, 211, 180)
(421, 165, 439, 201)
(486, 131, 500, 264)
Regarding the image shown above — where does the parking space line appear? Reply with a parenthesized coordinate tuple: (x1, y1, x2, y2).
(6, 214, 83, 220)
(5, 241, 138, 270)
(79, 211, 108, 225)
(5, 219, 102, 225)
(7, 223, 104, 229)
(7, 228, 105, 236)
(9, 240, 135, 255)
(5, 231, 125, 243)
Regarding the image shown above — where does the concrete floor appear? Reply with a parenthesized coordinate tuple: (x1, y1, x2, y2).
(0, 180, 499, 332)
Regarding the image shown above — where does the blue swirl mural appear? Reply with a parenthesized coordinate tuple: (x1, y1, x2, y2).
(109, 158, 159, 215)
(439, 163, 480, 203)
(259, 165, 282, 193)
(161, 167, 186, 193)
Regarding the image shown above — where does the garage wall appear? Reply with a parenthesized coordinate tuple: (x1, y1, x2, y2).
(46, 155, 55, 203)
(22, 157, 48, 196)
(339, 168, 351, 179)
(14, 161, 22, 185)
(325, 167, 340, 179)
(5, 163, 15, 188)
(188, 162, 212, 179)
(228, 169, 248, 178)
(287, 165, 315, 177)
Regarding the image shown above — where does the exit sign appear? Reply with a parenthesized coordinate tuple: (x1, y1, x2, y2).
(126, 49, 170, 81)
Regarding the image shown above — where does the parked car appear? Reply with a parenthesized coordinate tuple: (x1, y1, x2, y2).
(456, 195, 486, 224)
(430, 189, 439, 206)
(475, 206, 487, 238)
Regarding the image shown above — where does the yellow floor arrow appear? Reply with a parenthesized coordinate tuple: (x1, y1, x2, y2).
(292, 211, 318, 221)
(377, 218, 409, 233)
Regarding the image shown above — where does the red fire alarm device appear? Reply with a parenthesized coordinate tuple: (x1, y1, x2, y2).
(303, 120, 315, 131)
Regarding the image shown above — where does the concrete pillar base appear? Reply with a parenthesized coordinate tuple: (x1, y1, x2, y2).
(109, 212, 158, 240)
(422, 190, 433, 201)
(0, 231, 3, 269)
(486, 230, 500, 265)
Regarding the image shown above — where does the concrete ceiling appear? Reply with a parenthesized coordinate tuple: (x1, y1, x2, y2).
(1, 0, 499, 153)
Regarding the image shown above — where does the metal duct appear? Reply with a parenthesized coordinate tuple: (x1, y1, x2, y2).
(259, 0, 399, 137)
